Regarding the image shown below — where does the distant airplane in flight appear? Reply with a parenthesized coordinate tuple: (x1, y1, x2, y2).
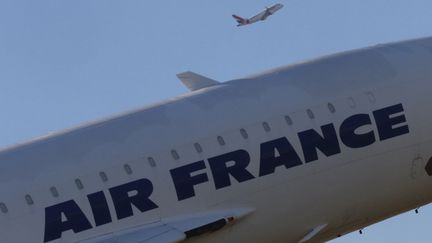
(232, 3, 283, 26)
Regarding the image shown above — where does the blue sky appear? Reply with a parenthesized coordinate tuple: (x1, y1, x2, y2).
(1, 0, 432, 242)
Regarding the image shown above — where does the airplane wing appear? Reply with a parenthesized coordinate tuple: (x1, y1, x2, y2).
(249, 10, 268, 22)
(250, 4, 283, 22)
(78, 208, 254, 243)
(268, 4, 283, 14)
(79, 222, 185, 243)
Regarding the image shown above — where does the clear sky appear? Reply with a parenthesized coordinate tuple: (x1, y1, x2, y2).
(1, 0, 432, 242)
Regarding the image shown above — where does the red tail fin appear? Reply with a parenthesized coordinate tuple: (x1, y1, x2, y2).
(232, 14, 246, 24)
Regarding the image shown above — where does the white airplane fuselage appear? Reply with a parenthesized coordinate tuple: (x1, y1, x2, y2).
(262, 3, 283, 20)
(1, 37, 432, 243)
(233, 3, 283, 26)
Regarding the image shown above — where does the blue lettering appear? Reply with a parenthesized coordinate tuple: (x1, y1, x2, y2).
(170, 161, 209, 201)
(298, 124, 340, 163)
(44, 200, 92, 242)
(109, 179, 158, 220)
(87, 191, 112, 226)
(259, 137, 303, 176)
(340, 114, 376, 148)
(208, 149, 255, 189)
(373, 103, 409, 141)
(43, 103, 411, 241)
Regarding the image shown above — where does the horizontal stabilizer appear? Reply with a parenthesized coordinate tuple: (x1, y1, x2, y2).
(177, 71, 220, 91)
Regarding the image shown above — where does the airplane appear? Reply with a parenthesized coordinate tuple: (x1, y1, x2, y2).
(232, 3, 283, 26)
(1, 36, 432, 243)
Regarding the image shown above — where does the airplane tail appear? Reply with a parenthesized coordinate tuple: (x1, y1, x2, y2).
(232, 14, 249, 26)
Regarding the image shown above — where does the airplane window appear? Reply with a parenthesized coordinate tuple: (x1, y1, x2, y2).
(148, 157, 156, 167)
(171, 150, 180, 160)
(328, 103, 336, 113)
(348, 97, 356, 108)
(366, 92, 376, 103)
(240, 128, 248, 139)
(99, 172, 108, 182)
(217, 136, 226, 146)
(285, 115, 293, 126)
(307, 109, 315, 119)
(50, 187, 59, 198)
(124, 164, 133, 175)
(75, 179, 84, 190)
(194, 143, 203, 153)
(25, 194, 34, 205)
(262, 122, 271, 132)
(0, 203, 7, 213)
